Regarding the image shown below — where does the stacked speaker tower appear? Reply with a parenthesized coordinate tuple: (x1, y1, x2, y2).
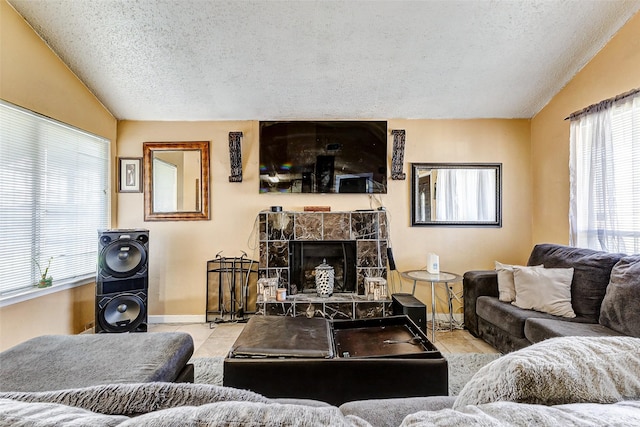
(96, 229, 149, 333)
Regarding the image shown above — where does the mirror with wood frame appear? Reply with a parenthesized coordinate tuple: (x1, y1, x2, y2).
(411, 162, 502, 227)
(143, 141, 210, 221)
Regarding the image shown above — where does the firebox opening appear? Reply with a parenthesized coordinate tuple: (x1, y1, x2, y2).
(289, 240, 357, 294)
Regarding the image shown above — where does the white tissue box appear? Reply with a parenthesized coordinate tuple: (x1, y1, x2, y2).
(427, 253, 440, 274)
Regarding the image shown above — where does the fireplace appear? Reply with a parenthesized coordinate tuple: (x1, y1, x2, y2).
(258, 210, 388, 295)
(256, 210, 390, 321)
(289, 240, 357, 294)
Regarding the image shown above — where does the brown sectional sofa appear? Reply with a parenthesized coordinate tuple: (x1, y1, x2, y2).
(463, 243, 640, 353)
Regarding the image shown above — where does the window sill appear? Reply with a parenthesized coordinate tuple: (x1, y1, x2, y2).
(0, 276, 95, 308)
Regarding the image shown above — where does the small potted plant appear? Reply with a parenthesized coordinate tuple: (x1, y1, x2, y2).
(35, 256, 53, 288)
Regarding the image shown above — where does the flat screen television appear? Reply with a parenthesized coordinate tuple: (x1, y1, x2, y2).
(259, 121, 387, 193)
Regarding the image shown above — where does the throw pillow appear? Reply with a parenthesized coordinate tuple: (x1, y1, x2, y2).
(453, 336, 640, 408)
(512, 266, 576, 318)
(526, 243, 625, 322)
(495, 262, 543, 302)
(599, 256, 640, 338)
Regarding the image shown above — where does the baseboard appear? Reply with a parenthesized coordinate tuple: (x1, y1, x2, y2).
(148, 314, 207, 324)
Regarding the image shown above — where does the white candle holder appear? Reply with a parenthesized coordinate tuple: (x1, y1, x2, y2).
(258, 277, 279, 301)
(365, 277, 388, 301)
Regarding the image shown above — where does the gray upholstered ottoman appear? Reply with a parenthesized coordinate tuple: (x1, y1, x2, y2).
(0, 332, 194, 392)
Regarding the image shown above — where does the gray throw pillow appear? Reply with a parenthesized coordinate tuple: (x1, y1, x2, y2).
(599, 256, 640, 337)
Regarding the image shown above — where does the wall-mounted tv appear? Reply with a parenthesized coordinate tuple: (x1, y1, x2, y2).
(259, 121, 387, 194)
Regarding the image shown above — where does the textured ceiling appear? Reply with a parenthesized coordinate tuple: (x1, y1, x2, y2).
(7, 0, 640, 121)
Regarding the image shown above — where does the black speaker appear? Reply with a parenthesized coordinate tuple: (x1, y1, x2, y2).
(96, 229, 149, 333)
(392, 293, 427, 332)
(96, 290, 147, 333)
(97, 229, 149, 283)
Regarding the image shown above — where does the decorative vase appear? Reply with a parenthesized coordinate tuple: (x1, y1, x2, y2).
(315, 259, 334, 298)
(37, 277, 52, 288)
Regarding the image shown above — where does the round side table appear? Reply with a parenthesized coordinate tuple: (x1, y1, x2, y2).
(400, 270, 462, 341)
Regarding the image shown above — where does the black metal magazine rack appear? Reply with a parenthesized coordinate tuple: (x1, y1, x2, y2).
(206, 252, 258, 326)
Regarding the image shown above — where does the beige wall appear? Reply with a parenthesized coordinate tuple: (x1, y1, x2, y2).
(117, 119, 532, 318)
(531, 11, 640, 245)
(0, 0, 117, 351)
(4, 0, 637, 349)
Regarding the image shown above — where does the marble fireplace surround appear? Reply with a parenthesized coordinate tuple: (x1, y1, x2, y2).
(258, 210, 389, 296)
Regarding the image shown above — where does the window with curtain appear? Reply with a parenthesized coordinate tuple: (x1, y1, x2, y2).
(569, 91, 640, 254)
(0, 100, 110, 295)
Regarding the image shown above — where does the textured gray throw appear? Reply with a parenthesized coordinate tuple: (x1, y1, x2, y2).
(0, 382, 270, 415)
(0, 383, 368, 426)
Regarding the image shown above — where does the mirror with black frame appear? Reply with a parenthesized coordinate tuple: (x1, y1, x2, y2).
(411, 163, 502, 227)
(143, 141, 210, 221)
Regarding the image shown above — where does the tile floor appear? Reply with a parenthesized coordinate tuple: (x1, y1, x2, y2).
(148, 322, 245, 358)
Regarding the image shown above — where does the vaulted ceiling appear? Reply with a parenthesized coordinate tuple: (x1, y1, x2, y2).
(8, 0, 640, 121)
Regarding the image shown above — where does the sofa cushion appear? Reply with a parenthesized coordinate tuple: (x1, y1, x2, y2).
(527, 244, 625, 322)
(599, 256, 640, 338)
(119, 401, 362, 427)
(453, 336, 640, 408)
(476, 296, 560, 339)
(0, 382, 271, 416)
(0, 398, 128, 427)
(0, 383, 363, 427)
(0, 332, 194, 392)
(512, 266, 576, 318)
(402, 400, 640, 427)
(340, 396, 456, 427)
(524, 318, 625, 344)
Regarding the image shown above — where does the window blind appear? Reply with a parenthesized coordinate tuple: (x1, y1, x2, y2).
(0, 100, 110, 294)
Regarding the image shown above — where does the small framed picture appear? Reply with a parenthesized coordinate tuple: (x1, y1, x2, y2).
(118, 157, 142, 193)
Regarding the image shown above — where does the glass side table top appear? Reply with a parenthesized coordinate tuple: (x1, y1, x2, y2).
(401, 270, 462, 283)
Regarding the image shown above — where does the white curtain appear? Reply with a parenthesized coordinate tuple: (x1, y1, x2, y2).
(435, 169, 496, 221)
(153, 157, 178, 212)
(569, 93, 640, 253)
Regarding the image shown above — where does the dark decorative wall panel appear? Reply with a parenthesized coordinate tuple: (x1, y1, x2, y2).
(228, 131, 243, 182)
(391, 129, 406, 180)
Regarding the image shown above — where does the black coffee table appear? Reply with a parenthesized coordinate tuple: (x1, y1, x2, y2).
(223, 315, 448, 405)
